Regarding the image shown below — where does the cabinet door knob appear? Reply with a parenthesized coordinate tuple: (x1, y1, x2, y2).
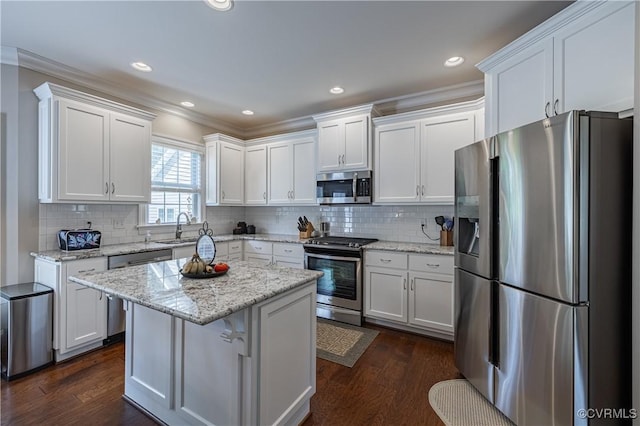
(338, 154, 341, 165)
(416, 185, 420, 196)
(544, 102, 550, 118)
(553, 99, 559, 116)
(222, 191, 225, 200)
(341, 154, 345, 164)
(111, 183, 115, 194)
(410, 278, 414, 291)
(421, 185, 425, 196)
(263, 191, 266, 199)
(403, 278, 407, 290)
(105, 182, 109, 194)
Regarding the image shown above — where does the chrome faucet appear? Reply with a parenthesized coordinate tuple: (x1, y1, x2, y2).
(176, 212, 191, 239)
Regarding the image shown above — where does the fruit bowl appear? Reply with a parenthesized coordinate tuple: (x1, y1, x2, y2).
(179, 267, 229, 279)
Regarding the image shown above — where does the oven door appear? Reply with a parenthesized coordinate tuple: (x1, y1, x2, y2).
(304, 252, 362, 311)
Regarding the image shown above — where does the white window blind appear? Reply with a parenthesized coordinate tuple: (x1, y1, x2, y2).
(146, 141, 203, 225)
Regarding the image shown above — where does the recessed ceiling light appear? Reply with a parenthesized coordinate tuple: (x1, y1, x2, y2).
(330, 86, 345, 95)
(242, 110, 254, 116)
(130, 61, 152, 72)
(204, 0, 233, 11)
(444, 56, 465, 67)
(181, 101, 195, 108)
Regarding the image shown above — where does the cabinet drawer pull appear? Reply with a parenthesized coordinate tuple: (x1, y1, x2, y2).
(426, 263, 440, 268)
(553, 99, 559, 116)
(341, 154, 345, 164)
(379, 258, 392, 263)
(545, 102, 550, 118)
(410, 278, 414, 291)
(416, 185, 419, 196)
(111, 182, 115, 194)
(105, 182, 109, 194)
(263, 191, 266, 199)
(77, 268, 96, 273)
(284, 249, 293, 253)
(421, 185, 425, 196)
(255, 246, 262, 250)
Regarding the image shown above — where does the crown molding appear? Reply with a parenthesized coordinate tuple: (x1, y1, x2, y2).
(14, 48, 242, 136)
(245, 128, 317, 146)
(374, 80, 484, 116)
(241, 115, 317, 140)
(10, 47, 488, 140)
(476, 0, 606, 71)
(373, 97, 484, 126)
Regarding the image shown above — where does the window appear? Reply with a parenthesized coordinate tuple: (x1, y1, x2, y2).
(145, 137, 203, 225)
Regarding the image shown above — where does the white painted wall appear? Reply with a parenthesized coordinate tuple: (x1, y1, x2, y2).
(1, 61, 38, 285)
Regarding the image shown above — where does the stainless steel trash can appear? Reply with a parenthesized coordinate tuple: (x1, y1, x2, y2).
(1, 282, 53, 380)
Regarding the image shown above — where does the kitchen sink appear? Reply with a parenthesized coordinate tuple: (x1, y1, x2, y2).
(157, 238, 198, 245)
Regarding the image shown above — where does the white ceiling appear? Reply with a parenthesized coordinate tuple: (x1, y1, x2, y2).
(1, 0, 571, 134)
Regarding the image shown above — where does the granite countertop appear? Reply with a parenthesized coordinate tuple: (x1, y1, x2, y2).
(364, 241, 454, 255)
(68, 259, 323, 325)
(31, 233, 310, 262)
(31, 233, 454, 262)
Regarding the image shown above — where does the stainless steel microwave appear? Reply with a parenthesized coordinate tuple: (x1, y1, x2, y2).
(316, 171, 372, 205)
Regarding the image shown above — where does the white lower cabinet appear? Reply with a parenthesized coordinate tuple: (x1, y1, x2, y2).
(35, 257, 108, 361)
(364, 250, 453, 339)
(124, 281, 316, 426)
(273, 243, 305, 269)
(244, 241, 304, 268)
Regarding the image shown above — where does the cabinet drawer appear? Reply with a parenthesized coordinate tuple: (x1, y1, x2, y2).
(273, 243, 303, 258)
(365, 251, 407, 269)
(66, 257, 107, 277)
(244, 240, 273, 255)
(408, 254, 453, 275)
(228, 241, 243, 254)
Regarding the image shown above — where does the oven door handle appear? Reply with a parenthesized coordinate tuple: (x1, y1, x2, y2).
(305, 252, 362, 263)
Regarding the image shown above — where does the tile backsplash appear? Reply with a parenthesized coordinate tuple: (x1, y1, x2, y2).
(242, 205, 454, 243)
(39, 203, 454, 250)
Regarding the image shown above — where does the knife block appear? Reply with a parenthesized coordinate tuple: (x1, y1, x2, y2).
(299, 223, 314, 239)
(440, 230, 453, 246)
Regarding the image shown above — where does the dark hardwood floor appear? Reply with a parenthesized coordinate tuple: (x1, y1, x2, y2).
(1, 324, 461, 425)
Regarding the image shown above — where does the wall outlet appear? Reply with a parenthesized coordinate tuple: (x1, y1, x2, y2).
(420, 218, 427, 226)
(113, 219, 125, 229)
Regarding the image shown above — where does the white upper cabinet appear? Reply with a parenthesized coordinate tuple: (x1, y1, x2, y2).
(34, 82, 155, 203)
(264, 131, 317, 205)
(244, 144, 267, 205)
(204, 134, 245, 206)
(479, 1, 635, 135)
(374, 99, 483, 205)
(313, 104, 379, 173)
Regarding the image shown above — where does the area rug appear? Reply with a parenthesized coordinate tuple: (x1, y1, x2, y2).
(428, 379, 515, 426)
(316, 319, 378, 368)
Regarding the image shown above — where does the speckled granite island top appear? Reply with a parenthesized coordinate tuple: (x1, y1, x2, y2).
(68, 259, 323, 325)
(364, 241, 454, 255)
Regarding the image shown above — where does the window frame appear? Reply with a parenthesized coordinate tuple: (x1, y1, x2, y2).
(138, 134, 205, 229)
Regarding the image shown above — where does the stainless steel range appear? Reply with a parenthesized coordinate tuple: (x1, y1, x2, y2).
(304, 236, 378, 326)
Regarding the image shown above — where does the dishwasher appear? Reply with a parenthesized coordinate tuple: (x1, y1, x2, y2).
(105, 249, 173, 344)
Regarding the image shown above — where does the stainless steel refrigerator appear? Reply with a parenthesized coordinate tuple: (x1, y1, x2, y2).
(454, 111, 633, 425)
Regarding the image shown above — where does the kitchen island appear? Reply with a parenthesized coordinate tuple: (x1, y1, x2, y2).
(69, 259, 323, 426)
